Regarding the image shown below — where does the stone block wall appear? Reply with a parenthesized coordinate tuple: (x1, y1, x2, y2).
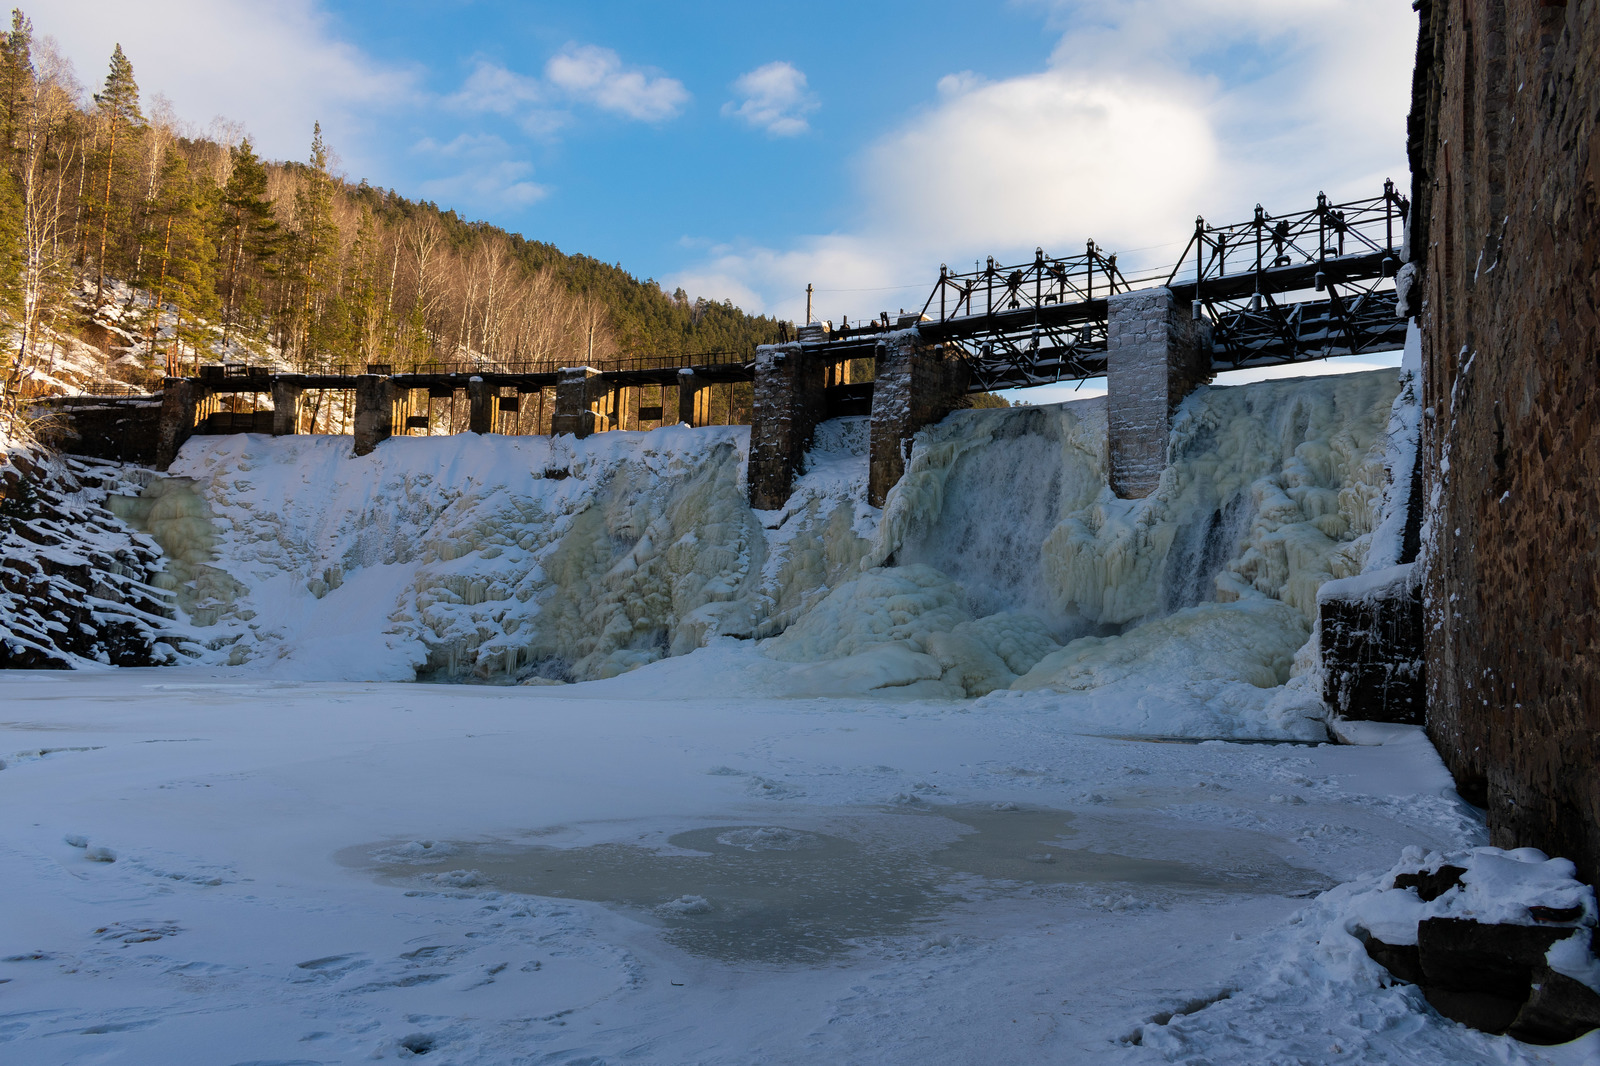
(1106, 287, 1212, 498)
(1319, 565, 1427, 725)
(155, 380, 198, 470)
(271, 380, 303, 436)
(30, 397, 163, 466)
(1410, 0, 1600, 880)
(552, 367, 604, 439)
(352, 375, 394, 456)
(748, 343, 825, 510)
(867, 331, 970, 507)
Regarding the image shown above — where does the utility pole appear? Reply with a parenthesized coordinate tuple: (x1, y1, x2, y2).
(805, 283, 813, 325)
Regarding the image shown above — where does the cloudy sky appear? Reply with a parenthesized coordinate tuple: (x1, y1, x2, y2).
(35, 0, 1417, 326)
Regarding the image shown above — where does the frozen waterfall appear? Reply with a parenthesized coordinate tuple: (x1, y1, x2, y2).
(115, 369, 1404, 735)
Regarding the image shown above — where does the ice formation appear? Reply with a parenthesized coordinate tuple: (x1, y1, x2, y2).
(121, 369, 1402, 732)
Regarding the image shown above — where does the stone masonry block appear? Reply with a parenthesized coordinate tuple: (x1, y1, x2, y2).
(552, 367, 605, 439)
(1106, 287, 1212, 499)
(271, 379, 303, 436)
(353, 375, 395, 456)
(748, 343, 826, 511)
(867, 330, 971, 507)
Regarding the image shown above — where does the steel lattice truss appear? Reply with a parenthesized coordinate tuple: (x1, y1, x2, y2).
(1174, 181, 1411, 369)
(818, 182, 1411, 392)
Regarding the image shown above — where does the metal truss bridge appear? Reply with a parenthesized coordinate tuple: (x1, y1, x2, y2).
(816, 181, 1411, 393)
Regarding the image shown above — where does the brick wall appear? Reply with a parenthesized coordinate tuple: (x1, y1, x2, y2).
(1410, 0, 1600, 880)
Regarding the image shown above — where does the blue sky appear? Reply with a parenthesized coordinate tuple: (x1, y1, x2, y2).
(40, 1, 1417, 332)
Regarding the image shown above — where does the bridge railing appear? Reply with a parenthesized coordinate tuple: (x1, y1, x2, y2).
(182, 347, 761, 385)
(918, 243, 1130, 323)
(1166, 180, 1409, 289)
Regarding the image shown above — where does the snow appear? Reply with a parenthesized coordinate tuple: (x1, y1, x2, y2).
(1319, 562, 1418, 607)
(1363, 321, 1423, 572)
(0, 667, 1576, 1066)
(1550, 933, 1600, 994)
(3, 364, 1595, 1062)
(1343, 847, 1597, 946)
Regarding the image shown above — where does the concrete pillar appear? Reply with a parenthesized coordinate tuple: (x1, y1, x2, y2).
(677, 369, 699, 426)
(154, 378, 198, 470)
(747, 342, 826, 511)
(468, 376, 494, 434)
(866, 329, 971, 507)
(552, 367, 603, 438)
(353, 375, 394, 456)
(271, 378, 303, 436)
(1105, 287, 1213, 499)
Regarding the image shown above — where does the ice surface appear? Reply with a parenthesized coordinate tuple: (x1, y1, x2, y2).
(0, 671, 1537, 1066)
(358, 805, 1324, 964)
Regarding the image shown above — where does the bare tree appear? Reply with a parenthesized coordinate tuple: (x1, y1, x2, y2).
(2, 39, 81, 431)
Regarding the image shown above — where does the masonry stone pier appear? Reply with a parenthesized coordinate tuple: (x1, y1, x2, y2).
(1105, 287, 1213, 499)
(747, 342, 825, 511)
(676, 369, 699, 426)
(271, 379, 303, 436)
(552, 367, 604, 438)
(155, 379, 198, 470)
(353, 374, 394, 456)
(468, 376, 494, 435)
(867, 329, 970, 507)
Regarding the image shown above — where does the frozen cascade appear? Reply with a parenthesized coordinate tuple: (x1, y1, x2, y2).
(772, 368, 1400, 713)
(131, 370, 1401, 735)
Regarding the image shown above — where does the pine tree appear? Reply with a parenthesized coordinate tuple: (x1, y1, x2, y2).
(287, 121, 337, 364)
(140, 151, 215, 374)
(343, 206, 386, 363)
(89, 43, 142, 301)
(215, 137, 278, 344)
(0, 11, 32, 160)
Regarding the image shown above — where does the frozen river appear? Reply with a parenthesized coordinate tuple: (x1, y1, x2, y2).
(2, 664, 1577, 1065)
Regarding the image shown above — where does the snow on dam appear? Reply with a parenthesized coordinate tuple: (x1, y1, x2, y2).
(113, 368, 1405, 738)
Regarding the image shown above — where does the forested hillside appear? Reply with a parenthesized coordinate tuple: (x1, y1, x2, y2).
(0, 9, 788, 425)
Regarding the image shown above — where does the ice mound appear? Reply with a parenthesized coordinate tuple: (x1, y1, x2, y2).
(1014, 597, 1307, 693)
(758, 565, 1062, 697)
(761, 564, 968, 662)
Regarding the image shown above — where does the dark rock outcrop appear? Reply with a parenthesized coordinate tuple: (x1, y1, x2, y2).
(0, 446, 185, 668)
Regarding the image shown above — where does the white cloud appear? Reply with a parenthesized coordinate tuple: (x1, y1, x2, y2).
(419, 160, 548, 210)
(864, 71, 1218, 258)
(442, 59, 568, 137)
(546, 44, 689, 122)
(670, 0, 1414, 319)
(34, 0, 416, 170)
(722, 61, 818, 137)
(445, 60, 542, 116)
(411, 132, 511, 159)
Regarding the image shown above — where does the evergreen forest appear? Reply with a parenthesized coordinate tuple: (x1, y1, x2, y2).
(0, 11, 792, 426)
